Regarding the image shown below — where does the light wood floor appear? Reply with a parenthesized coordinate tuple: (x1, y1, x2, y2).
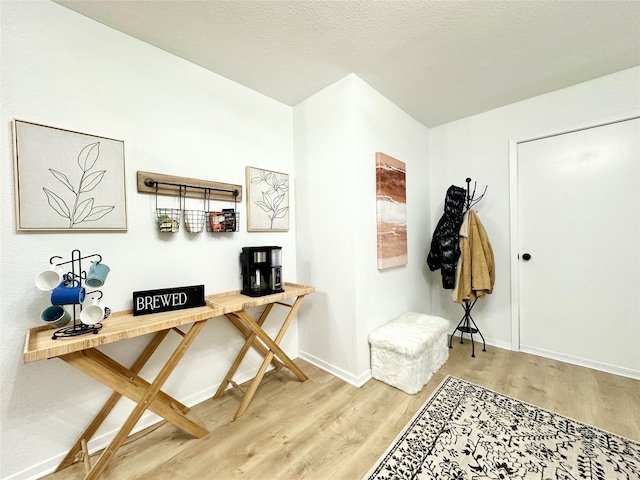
(42, 341, 639, 480)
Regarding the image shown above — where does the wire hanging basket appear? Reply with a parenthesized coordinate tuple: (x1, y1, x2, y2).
(183, 190, 206, 233)
(205, 189, 239, 232)
(155, 184, 182, 233)
(184, 209, 206, 233)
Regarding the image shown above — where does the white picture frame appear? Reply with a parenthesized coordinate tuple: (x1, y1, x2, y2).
(245, 166, 289, 232)
(13, 119, 128, 231)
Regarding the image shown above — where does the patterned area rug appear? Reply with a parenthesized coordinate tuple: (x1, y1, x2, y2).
(364, 376, 640, 480)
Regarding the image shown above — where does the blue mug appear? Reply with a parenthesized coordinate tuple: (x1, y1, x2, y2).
(51, 279, 85, 305)
(86, 261, 110, 288)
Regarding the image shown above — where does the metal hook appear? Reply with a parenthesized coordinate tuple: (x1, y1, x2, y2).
(49, 255, 63, 266)
(155, 181, 159, 211)
(464, 177, 488, 210)
(204, 187, 211, 212)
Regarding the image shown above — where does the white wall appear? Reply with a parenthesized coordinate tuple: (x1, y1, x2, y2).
(293, 75, 431, 383)
(0, 2, 297, 479)
(293, 77, 359, 382)
(427, 67, 640, 353)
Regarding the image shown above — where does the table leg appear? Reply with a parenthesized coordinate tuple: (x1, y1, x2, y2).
(61, 320, 208, 480)
(224, 311, 285, 369)
(219, 295, 308, 419)
(233, 305, 308, 381)
(55, 330, 179, 472)
(213, 305, 283, 399)
(233, 295, 308, 418)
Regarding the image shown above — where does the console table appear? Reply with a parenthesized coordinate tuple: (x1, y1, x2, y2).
(23, 282, 314, 480)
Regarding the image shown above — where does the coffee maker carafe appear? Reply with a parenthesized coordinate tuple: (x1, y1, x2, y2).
(240, 246, 283, 297)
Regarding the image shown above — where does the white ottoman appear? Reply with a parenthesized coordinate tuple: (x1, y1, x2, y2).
(368, 312, 449, 394)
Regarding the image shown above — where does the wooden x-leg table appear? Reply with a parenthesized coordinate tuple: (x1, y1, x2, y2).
(23, 283, 314, 479)
(207, 283, 315, 419)
(23, 305, 220, 480)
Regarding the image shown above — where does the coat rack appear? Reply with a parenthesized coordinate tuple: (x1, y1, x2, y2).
(449, 177, 488, 357)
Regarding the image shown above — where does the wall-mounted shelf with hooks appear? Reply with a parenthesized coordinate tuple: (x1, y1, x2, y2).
(136, 171, 243, 203)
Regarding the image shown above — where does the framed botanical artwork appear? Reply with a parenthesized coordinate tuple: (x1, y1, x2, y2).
(376, 152, 407, 269)
(245, 166, 289, 231)
(13, 120, 128, 231)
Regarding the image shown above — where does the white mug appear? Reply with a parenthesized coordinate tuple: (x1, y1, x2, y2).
(35, 265, 65, 291)
(80, 298, 107, 325)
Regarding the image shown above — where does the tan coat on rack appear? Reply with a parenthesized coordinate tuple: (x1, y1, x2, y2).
(452, 210, 495, 304)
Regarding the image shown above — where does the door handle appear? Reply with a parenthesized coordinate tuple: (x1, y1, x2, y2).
(521, 253, 532, 261)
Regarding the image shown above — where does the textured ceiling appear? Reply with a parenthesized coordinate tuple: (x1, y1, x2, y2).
(54, 0, 640, 127)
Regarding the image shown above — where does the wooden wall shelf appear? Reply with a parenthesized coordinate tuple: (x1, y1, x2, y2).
(136, 171, 243, 203)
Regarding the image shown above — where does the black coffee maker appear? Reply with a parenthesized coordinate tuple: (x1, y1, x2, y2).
(240, 246, 283, 297)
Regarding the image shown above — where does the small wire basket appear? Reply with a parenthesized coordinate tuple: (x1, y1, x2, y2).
(184, 210, 206, 233)
(204, 187, 239, 232)
(156, 208, 181, 233)
(155, 183, 183, 233)
(206, 209, 239, 232)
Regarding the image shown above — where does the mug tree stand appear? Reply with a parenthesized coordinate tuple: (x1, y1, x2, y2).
(49, 249, 104, 340)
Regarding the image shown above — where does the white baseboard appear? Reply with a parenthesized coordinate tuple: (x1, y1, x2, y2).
(298, 350, 371, 387)
(450, 334, 640, 380)
(519, 344, 640, 380)
(448, 332, 512, 352)
(299, 335, 511, 389)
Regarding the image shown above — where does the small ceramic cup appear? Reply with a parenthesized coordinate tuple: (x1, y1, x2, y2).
(35, 265, 65, 291)
(86, 261, 110, 288)
(80, 298, 107, 325)
(40, 305, 71, 328)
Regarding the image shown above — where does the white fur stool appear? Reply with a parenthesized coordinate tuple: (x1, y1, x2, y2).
(368, 312, 449, 394)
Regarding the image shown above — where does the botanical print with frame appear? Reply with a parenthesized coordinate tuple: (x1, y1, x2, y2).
(13, 119, 127, 231)
(246, 166, 289, 231)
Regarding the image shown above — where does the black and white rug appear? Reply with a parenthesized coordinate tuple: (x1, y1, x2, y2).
(364, 376, 639, 480)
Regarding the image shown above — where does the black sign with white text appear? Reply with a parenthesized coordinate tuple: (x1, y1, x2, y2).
(132, 285, 205, 316)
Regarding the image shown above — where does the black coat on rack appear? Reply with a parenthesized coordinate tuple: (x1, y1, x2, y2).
(426, 185, 466, 289)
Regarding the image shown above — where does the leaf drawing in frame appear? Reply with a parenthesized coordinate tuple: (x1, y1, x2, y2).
(43, 141, 114, 227)
(246, 166, 289, 231)
(13, 120, 127, 231)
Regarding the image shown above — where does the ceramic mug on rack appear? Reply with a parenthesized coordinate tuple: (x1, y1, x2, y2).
(40, 305, 71, 328)
(80, 297, 110, 325)
(51, 279, 85, 305)
(86, 261, 110, 288)
(35, 264, 65, 291)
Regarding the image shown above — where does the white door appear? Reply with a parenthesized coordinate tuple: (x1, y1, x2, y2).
(516, 118, 640, 375)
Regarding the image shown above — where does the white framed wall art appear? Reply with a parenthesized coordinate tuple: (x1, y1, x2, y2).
(245, 166, 289, 232)
(13, 120, 128, 231)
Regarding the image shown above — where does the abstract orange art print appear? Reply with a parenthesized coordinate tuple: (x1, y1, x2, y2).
(376, 152, 407, 269)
